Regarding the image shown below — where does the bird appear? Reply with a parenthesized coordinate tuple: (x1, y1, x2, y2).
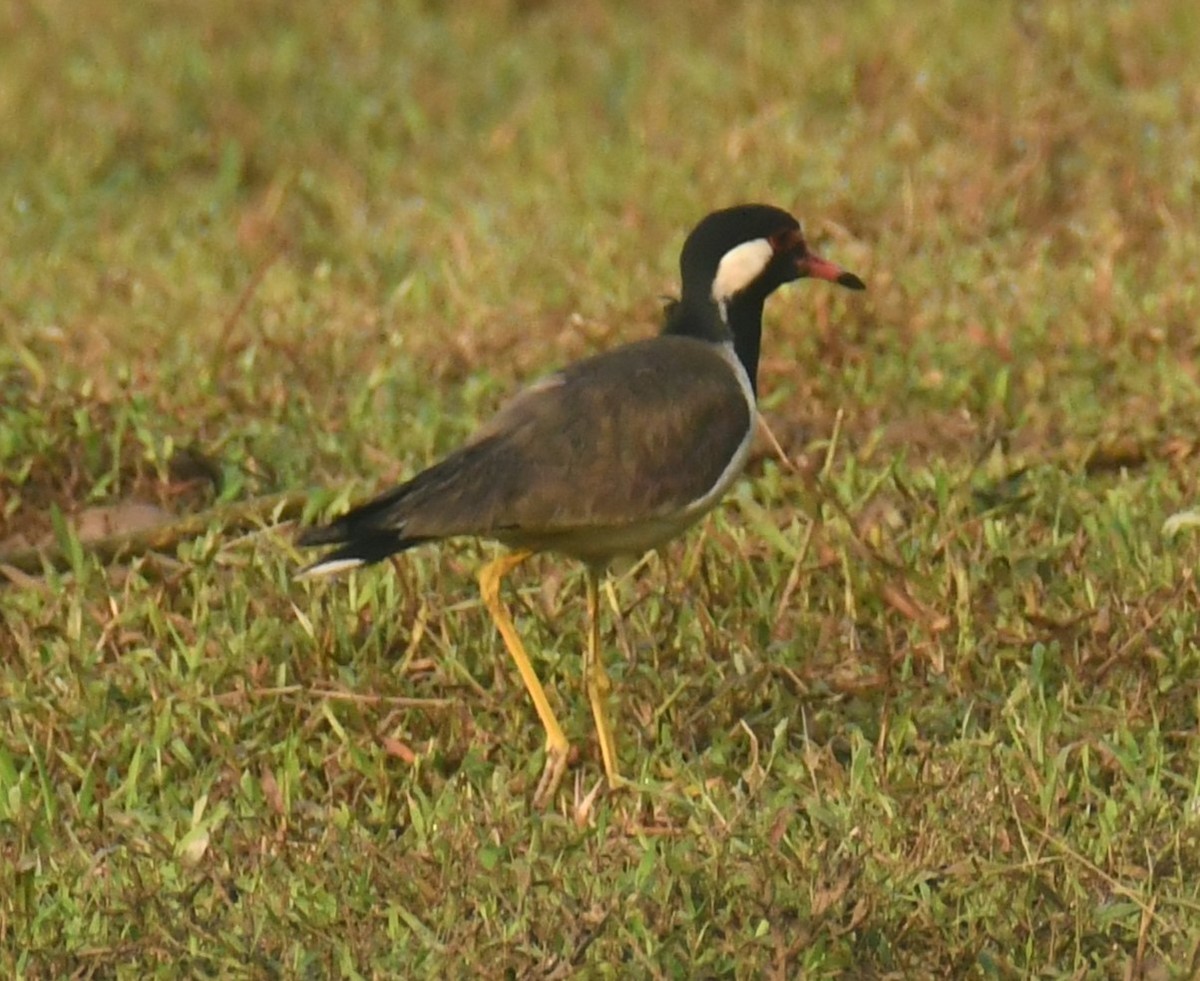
(296, 203, 865, 806)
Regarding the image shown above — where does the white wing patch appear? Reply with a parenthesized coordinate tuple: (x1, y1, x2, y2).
(295, 557, 365, 579)
(711, 237, 773, 303)
(679, 341, 758, 518)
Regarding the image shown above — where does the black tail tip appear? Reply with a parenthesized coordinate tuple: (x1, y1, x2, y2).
(296, 524, 343, 548)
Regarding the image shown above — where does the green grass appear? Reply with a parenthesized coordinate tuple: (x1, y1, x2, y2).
(4, 0, 1200, 975)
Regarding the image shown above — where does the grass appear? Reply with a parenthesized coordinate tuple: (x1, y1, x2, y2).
(3, 0, 1200, 975)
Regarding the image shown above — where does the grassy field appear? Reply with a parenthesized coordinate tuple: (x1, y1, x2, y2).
(3, 0, 1200, 975)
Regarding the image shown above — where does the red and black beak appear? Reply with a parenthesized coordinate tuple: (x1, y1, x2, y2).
(798, 253, 866, 290)
(773, 226, 866, 290)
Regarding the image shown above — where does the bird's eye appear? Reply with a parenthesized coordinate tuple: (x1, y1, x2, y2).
(769, 227, 805, 257)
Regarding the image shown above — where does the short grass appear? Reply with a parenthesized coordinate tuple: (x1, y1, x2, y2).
(3, 0, 1200, 976)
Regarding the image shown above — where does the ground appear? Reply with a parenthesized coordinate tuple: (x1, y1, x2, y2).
(2, 0, 1200, 976)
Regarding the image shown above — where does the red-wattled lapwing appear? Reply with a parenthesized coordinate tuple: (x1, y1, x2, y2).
(297, 203, 865, 805)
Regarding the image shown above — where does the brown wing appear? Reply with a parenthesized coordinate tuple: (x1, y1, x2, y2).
(394, 335, 752, 540)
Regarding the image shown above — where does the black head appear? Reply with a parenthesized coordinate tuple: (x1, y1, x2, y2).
(666, 203, 865, 396)
(679, 203, 865, 307)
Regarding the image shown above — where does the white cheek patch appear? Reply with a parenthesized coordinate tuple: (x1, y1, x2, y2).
(711, 237, 774, 303)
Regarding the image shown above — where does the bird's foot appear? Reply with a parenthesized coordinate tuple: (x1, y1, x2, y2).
(605, 771, 632, 794)
(532, 743, 570, 809)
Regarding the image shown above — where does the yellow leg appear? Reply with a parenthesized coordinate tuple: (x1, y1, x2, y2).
(478, 550, 569, 806)
(584, 567, 622, 789)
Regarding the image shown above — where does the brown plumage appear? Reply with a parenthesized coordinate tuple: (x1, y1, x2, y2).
(297, 203, 865, 805)
(300, 337, 751, 566)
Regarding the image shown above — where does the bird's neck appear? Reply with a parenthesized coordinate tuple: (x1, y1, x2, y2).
(663, 293, 764, 395)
